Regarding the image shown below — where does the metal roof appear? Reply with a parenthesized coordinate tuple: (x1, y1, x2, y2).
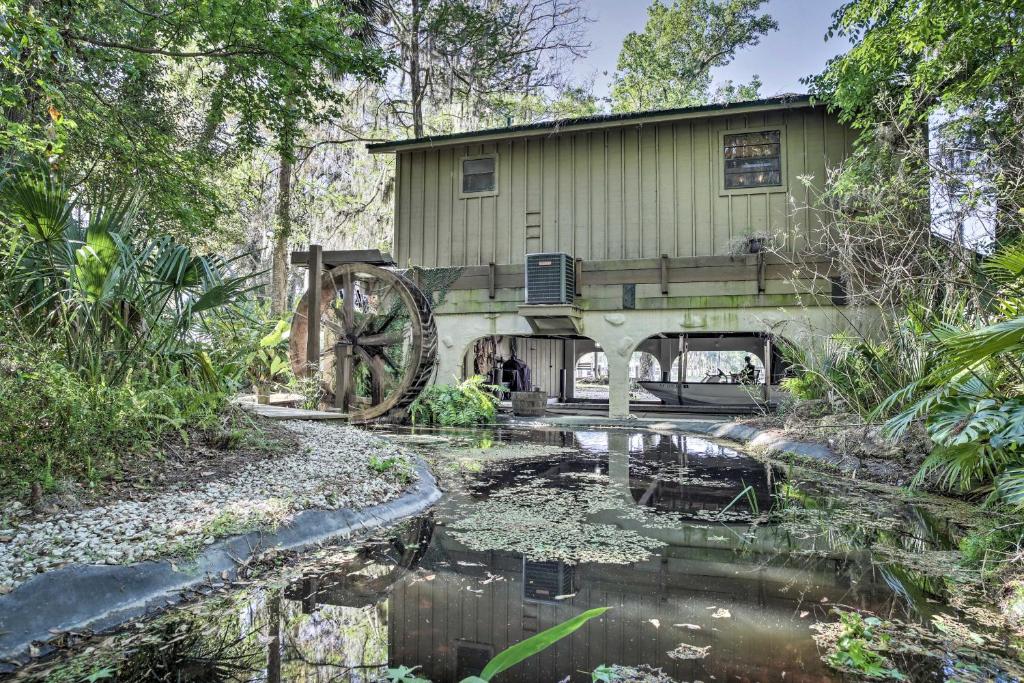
(367, 94, 816, 153)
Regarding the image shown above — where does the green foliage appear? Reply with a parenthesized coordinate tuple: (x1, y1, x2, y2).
(2, 0, 386, 239)
(610, 0, 776, 112)
(879, 242, 1024, 502)
(409, 376, 500, 426)
(475, 607, 609, 681)
(0, 164, 254, 388)
(958, 521, 1024, 570)
(810, 0, 1024, 131)
(368, 455, 413, 484)
(247, 319, 292, 391)
(827, 611, 904, 680)
(0, 344, 224, 493)
(781, 327, 929, 419)
(0, 164, 265, 491)
(383, 608, 608, 683)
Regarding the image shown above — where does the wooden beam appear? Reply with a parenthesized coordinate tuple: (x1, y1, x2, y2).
(305, 244, 322, 377)
(488, 262, 496, 299)
(660, 253, 669, 295)
(291, 249, 395, 267)
(574, 258, 583, 297)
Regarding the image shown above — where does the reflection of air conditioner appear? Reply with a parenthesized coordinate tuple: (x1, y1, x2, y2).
(523, 559, 578, 602)
(526, 252, 574, 305)
(455, 642, 493, 680)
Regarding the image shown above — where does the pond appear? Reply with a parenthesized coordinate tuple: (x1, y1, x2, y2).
(15, 426, 1020, 682)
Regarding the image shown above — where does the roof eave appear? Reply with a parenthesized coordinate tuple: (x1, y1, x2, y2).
(367, 95, 818, 154)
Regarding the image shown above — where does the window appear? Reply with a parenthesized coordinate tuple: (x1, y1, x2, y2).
(723, 130, 782, 190)
(461, 155, 497, 195)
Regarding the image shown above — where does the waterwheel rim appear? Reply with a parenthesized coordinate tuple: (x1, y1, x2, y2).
(290, 264, 437, 422)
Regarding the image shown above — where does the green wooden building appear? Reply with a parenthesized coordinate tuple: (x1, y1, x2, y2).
(369, 94, 870, 416)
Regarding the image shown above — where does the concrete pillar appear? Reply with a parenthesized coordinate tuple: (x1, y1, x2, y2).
(607, 351, 631, 418)
(560, 339, 576, 402)
(606, 432, 635, 503)
(435, 339, 467, 385)
(655, 338, 675, 381)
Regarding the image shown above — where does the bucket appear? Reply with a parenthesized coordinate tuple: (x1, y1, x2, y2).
(511, 389, 547, 417)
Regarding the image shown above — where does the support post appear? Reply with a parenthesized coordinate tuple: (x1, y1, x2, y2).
(560, 339, 576, 403)
(763, 334, 773, 404)
(305, 244, 322, 376)
(607, 353, 631, 419)
(488, 262, 496, 299)
(335, 342, 353, 412)
(756, 250, 766, 294)
(660, 253, 669, 295)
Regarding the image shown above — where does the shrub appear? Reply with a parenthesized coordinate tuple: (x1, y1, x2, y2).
(879, 242, 1024, 504)
(409, 376, 500, 426)
(0, 165, 258, 493)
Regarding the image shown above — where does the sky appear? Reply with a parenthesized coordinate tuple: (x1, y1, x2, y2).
(573, 0, 851, 100)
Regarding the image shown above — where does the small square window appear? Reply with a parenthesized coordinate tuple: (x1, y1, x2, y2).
(462, 156, 496, 195)
(723, 130, 782, 189)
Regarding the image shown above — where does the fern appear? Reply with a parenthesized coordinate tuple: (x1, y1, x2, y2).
(409, 376, 500, 426)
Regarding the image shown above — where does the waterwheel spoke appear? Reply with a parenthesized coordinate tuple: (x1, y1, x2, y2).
(354, 279, 397, 338)
(321, 315, 346, 336)
(341, 270, 355, 334)
(362, 305, 400, 340)
(355, 346, 391, 391)
(358, 332, 405, 347)
(354, 348, 389, 405)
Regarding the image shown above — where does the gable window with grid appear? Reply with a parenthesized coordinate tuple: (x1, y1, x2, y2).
(723, 130, 782, 189)
(462, 156, 497, 194)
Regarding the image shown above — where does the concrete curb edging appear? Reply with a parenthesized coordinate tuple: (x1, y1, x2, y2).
(682, 420, 860, 473)
(0, 458, 442, 666)
(509, 414, 860, 474)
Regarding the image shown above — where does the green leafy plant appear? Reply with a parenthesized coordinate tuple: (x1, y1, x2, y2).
(247, 319, 292, 394)
(0, 164, 262, 491)
(465, 607, 609, 682)
(409, 376, 501, 426)
(0, 164, 256, 389)
(384, 607, 609, 683)
(827, 611, 904, 680)
(368, 455, 413, 484)
(878, 241, 1024, 504)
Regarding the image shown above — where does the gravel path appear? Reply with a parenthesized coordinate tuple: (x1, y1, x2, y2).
(0, 422, 414, 593)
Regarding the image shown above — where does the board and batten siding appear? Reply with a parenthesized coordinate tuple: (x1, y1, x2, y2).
(392, 106, 851, 268)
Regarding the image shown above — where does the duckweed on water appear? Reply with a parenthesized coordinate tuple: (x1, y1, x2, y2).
(449, 478, 669, 564)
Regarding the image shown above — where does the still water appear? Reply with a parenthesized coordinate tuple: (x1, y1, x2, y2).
(16, 426, 994, 682)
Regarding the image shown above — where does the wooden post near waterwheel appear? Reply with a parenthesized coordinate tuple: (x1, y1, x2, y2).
(305, 244, 322, 376)
(763, 334, 773, 404)
(336, 342, 353, 412)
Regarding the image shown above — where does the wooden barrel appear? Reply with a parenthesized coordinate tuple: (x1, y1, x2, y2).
(511, 390, 547, 417)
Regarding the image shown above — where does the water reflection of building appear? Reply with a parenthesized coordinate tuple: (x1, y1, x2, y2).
(384, 525, 889, 683)
(377, 431, 888, 681)
(289, 429, 918, 682)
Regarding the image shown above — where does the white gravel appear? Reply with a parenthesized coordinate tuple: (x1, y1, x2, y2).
(0, 422, 415, 593)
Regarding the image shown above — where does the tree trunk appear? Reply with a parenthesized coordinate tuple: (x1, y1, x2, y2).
(409, 0, 424, 137)
(271, 148, 293, 317)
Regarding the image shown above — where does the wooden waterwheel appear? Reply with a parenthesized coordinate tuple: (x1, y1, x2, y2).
(289, 263, 437, 422)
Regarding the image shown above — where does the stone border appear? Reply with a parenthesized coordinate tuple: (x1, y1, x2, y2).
(0, 458, 441, 667)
